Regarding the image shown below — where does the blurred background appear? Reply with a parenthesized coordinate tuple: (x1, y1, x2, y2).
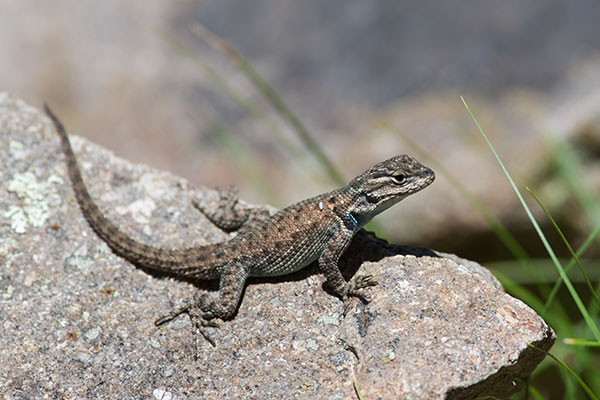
(1, 1, 599, 396)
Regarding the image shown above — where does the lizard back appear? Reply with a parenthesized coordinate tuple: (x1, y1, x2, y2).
(237, 189, 360, 277)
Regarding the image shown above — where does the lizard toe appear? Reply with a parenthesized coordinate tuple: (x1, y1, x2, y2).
(349, 274, 379, 290)
(341, 274, 378, 307)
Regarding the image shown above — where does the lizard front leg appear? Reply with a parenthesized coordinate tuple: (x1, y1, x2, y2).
(155, 262, 249, 355)
(318, 225, 378, 312)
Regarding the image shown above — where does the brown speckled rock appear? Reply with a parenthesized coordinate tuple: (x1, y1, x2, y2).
(0, 94, 554, 399)
(339, 256, 554, 399)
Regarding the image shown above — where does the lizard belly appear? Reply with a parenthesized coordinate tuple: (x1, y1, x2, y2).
(248, 236, 327, 277)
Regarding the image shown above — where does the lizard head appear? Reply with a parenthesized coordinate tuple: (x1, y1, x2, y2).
(348, 154, 435, 218)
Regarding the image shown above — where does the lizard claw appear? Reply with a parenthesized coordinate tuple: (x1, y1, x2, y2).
(193, 320, 217, 351)
(341, 274, 379, 315)
(188, 307, 220, 355)
(348, 274, 378, 293)
(155, 304, 191, 326)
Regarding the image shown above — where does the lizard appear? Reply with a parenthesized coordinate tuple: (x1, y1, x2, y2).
(44, 104, 435, 352)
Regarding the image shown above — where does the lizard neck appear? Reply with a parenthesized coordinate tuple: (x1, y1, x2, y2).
(343, 183, 408, 229)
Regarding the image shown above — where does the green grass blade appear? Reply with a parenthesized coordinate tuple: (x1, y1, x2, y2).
(527, 188, 600, 310)
(461, 96, 600, 342)
(563, 338, 600, 347)
(190, 23, 385, 234)
(545, 136, 600, 229)
(543, 226, 600, 313)
(191, 22, 346, 187)
(527, 385, 544, 400)
(381, 123, 545, 285)
(153, 27, 309, 168)
(487, 258, 600, 284)
(527, 344, 599, 400)
(353, 377, 364, 400)
(590, 280, 600, 318)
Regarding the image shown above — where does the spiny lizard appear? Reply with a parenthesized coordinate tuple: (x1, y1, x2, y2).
(44, 104, 435, 352)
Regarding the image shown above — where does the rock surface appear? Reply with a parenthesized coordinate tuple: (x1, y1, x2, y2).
(0, 94, 554, 399)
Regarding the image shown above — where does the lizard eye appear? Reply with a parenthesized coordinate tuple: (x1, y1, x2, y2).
(391, 173, 406, 184)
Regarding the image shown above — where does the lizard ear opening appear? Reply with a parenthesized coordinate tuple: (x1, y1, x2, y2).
(364, 192, 379, 203)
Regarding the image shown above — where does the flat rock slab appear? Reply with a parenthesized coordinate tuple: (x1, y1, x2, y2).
(0, 94, 554, 399)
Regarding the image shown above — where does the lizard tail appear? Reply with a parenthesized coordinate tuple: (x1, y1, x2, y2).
(44, 104, 219, 280)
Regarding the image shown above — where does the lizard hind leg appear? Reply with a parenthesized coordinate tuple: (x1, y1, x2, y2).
(154, 262, 250, 356)
(192, 186, 250, 231)
(193, 186, 272, 234)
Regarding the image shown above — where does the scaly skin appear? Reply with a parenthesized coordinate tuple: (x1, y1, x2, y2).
(45, 104, 435, 352)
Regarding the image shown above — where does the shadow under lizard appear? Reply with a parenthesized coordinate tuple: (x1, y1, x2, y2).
(44, 104, 435, 354)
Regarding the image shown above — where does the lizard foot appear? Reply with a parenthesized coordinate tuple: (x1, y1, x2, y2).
(342, 274, 379, 315)
(193, 186, 250, 231)
(155, 296, 220, 357)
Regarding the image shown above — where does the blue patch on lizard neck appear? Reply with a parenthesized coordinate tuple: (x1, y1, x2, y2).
(346, 212, 360, 230)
